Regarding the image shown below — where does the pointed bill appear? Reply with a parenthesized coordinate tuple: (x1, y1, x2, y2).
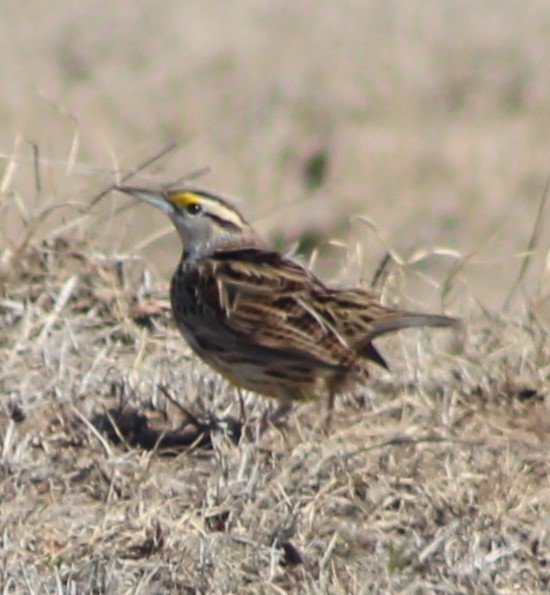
(115, 185, 175, 215)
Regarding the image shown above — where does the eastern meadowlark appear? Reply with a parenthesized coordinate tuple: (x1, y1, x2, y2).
(116, 185, 459, 426)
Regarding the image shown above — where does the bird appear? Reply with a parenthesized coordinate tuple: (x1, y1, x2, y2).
(115, 185, 459, 428)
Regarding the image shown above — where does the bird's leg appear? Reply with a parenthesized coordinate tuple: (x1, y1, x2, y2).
(324, 388, 336, 434)
(324, 373, 347, 433)
(236, 388, 247, 422)
(259, 399, 293, 434)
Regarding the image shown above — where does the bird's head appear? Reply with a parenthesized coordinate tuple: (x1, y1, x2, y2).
(116, 186, 257, 259)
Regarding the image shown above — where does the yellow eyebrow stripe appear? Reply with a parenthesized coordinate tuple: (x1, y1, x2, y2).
(168, 192, 202, 207)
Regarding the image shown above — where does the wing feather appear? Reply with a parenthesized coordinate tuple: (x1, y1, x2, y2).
(208, 248, 357, 370)
(183, 247, 457, 373)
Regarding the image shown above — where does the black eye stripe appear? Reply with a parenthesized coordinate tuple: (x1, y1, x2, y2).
(206, 213, 241, 231)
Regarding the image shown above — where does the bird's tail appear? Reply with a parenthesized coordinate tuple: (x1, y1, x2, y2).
(355, 312, 460, 370)
(367, 312, 460, 340)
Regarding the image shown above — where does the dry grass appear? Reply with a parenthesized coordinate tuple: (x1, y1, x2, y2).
(1, 228, 548, 593)
(1, 1, 550, 593)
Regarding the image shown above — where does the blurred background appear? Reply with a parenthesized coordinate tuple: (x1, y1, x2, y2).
(1, 0, 549, 314)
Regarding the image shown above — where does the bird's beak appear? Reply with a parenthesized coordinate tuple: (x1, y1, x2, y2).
(115, 185, 175, 215)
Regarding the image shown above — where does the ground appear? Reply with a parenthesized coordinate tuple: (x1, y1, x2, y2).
(0, 1, 549, 593)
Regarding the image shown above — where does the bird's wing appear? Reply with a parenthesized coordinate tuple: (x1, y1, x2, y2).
(191, 248, 458, 372)
(200, 248, 357, 371)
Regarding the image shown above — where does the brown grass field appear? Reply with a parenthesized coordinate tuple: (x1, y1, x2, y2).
(1, 1, 549, 593)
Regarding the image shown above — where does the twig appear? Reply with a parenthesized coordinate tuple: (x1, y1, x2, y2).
(38, 274, 79, 345)
(341, 434, 485, 463)
(418, 520, 460, 563)
(157, 384, 201, 426)
(72, 406, 113, 458)
(320, 531, 339, 570)
(370, 252, 392, 291)
(88, 141, 178, 207)
(31, 142, 41, 194)
(103, 407, 134, 452)
(504, 176, 549, 311)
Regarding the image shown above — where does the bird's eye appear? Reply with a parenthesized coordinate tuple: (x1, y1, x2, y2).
(186, 203, 203, 215)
